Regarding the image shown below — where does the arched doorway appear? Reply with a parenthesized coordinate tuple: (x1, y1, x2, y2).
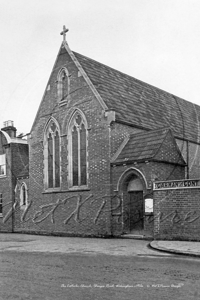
(127, 176, 144, 233)
(117, 168, 147, 234)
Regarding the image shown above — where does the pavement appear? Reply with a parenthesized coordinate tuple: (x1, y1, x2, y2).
(150, 240, 200, 257)
(0, 233, 200, 257)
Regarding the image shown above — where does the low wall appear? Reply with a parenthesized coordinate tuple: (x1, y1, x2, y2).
(153, 179, 200, 241)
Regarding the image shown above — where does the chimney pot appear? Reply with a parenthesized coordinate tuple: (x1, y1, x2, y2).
(1, 120, 17, 138)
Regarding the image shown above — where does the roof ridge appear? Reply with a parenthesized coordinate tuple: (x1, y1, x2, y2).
(73, 50, 200, 143)
(66, 47, 108, 111)
(152, 130, 169, 159)
(129, 127, 170, 138)
(72, 51, 195, 106)
(111, 135, 130, 163)
(166, 130, 186, 165)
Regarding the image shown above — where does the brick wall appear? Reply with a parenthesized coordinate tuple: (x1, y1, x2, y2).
(0, 176, 13, 232)
(188, 142, 200, 178)
(13, 177, 29, 232)
(0, 140, 29, 232)
(111, 162, 185, 191)
(155, 131, 185, 165)
(110, 122, 143, 157)
(176, 138, 200, 179)
(11, 44, 200, 238)
(110, 161, 184, 236)
(20, 45, 113, 237)
(11, 144, 28, 178)
(153, 180, 200, 241)
(0, 133, 13, 232)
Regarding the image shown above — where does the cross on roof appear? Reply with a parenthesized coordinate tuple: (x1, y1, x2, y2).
(60, 25, 69, 42)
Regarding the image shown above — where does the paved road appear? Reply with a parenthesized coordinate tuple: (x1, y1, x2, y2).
(0, 234, 200, 300)
(0, 233, 170, 256)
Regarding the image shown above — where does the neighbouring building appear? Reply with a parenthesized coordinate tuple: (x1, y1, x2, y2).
(0, 120, 28, 232)
(1, 31, 200, 240)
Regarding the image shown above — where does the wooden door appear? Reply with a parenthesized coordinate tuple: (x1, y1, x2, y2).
(129, 191, 143, 231)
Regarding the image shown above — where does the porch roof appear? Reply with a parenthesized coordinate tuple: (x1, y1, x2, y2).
(112, 128, 185, 165)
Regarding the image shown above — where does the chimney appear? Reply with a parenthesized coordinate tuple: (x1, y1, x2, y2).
(1, 120, 17, 138)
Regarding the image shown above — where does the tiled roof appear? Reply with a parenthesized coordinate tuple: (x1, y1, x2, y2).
(112, 128, 184, 164)
(73, 51, 200, 142)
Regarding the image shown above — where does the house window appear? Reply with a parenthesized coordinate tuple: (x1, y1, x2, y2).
(57, 68, 70, 101)
(44, 119, 60, 189)
(0, 194, 2, 214)
(0, 154, 6, 176)
(68, 112, 87, 187)
(20, 183, 28, 207)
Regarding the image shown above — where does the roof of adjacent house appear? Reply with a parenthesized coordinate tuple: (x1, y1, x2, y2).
(112, 128, 185, 165)
(0, 130, 27, 145)
(73, 51, 200, 143)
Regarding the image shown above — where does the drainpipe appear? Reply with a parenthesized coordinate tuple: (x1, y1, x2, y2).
(186, 141, 189, 179)
(11, 144, 14, 233)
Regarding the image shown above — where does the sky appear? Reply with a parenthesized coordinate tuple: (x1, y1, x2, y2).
(0, 0, 200, 135)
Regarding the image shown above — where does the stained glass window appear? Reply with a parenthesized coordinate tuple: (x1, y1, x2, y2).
(45, 120, 60, 189)
(55, 131, 60, 187)
(80, 124, 87, 185)
(69, 112, 87, 187)
(48, 134, 53, 188)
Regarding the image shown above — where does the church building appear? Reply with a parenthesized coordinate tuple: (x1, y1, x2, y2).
(1, 28, 200, 240)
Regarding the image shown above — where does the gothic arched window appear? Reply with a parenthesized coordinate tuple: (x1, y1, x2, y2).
(57, 68, 70, 101)
(68, 112, 87, 187)
(20, 183, 28, 207)
(44, 119, 60, 189)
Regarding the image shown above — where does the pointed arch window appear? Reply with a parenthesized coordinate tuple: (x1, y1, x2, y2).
(68, 112, 87, 187)
(20, 183, 28, 208)
(44, 119, 60, 189)
(57, 68, 70, 101)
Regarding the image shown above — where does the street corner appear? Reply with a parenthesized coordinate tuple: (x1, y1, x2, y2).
(150, 240, 200, 257)
(149, 240, 183, 255)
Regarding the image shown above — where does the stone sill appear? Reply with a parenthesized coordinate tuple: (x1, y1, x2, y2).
(43, 188, 90, 194)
